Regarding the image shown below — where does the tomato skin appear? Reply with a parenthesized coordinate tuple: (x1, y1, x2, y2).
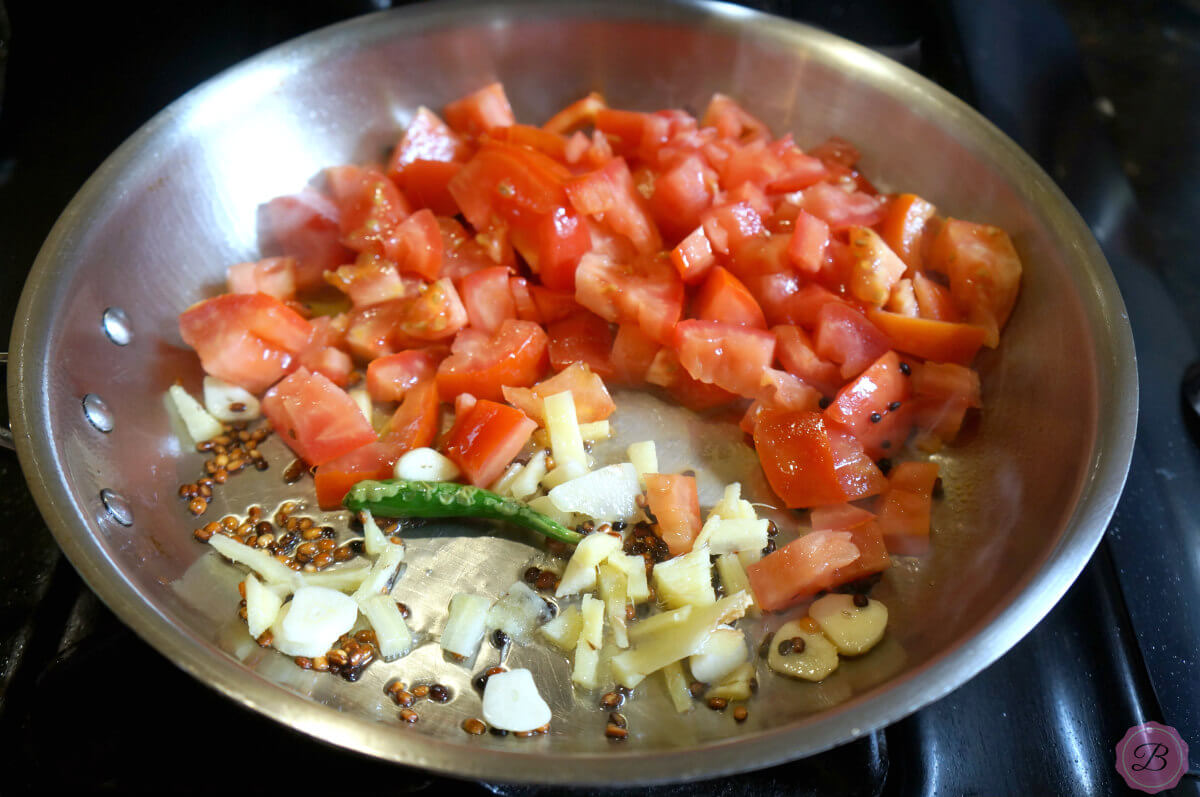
(545, 312, 616, 379)
(752, 409, 848, 508)
(866, 309, 987, 365)
(926, 219, 1022, 347)
(565, 157, 662, 254)
(644, 473, 702, 557)
(179, 293, 312, 394)
(824, 350, 913, 458)
(227, 257, 296, 300)
(648, 153, 716, 244)
(260, 191, 353, 291)
(262, 367, 378, 467)
(693, 267, 767, 329)
(398, 160, 463, 217)
(772, 325, 845, 398)
(503, 362, 616, 424)
(670, 226, 717, 284)
(875, 461, 939, 555)
(879, 193, 937, 270)
(435, 319, 549, 402)
(814, 302, 893, 379)
(610, 323, 661, 385)
(443, 82, 515, 139)
(745, 529, 862, 611)
(674, 320, 776, 399)
(574, 252, 684, 345)
(459, 266, 517, 334)
(845, 226, 908, 305)
(443, 399, 537, 487)
(325, 165, 412, 255)
(313, 380, 440, 508)
(366, 349, 444, 402)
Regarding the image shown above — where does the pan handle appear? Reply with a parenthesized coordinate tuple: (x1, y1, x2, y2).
(0, 352, 11, 451)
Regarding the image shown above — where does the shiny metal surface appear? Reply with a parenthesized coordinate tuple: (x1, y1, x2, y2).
(0, 351, 10, 450)
(6, 0, 1136, 785)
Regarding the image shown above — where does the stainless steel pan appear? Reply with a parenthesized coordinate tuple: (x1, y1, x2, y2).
(5, 0, 1136, 785)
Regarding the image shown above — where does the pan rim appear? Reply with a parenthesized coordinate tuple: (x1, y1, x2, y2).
(6, 0, 1138, 784)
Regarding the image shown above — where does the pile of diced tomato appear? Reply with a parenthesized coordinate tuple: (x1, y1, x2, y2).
(178, 83, 1021, 607)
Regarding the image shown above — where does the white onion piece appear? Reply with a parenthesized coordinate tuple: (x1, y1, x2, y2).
(358, 594, 413, 660)
(441, 593, 490, 660)
(548, 463, 641, 523)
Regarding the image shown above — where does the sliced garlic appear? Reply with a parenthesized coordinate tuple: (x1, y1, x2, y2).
(271, 586, 359, 658)
(202, 376, 261, 423)
(767, 619, 839, 682)
(393, 447, 461, 482)
(482, 668, 552, 732)
(167, 384, 224, 444)
(809, 594, 888, 656)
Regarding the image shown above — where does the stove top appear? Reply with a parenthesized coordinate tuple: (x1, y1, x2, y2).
(1, 1, 1197, 794)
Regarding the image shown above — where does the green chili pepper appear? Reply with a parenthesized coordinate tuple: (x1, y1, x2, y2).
(343, 479, 583, 545)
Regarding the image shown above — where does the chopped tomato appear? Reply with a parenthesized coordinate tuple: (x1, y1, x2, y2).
(886, 278, 920, 317)
(398, 277, 468, 341)
(912, 271, 962, 322)
(535, 206, 591, 291)
(646, 348, 739, 411)
(910, 362, 982, 446)
(926, 219, 1022, 347)
(799, 182, 884, 231)
(543, 91, 607, 135)
(866, 309, 987, 365)
(459, 266, 517, 334)
(845, 226, 907, 305)
(260, 191, 353, 291)
(262, 367, 377, 467)
(674, 320, 776, 398)
(574, 252, 684, 345)
(746, 530, 862, 611)
(490, 124, 570, 163)
(300, 345, 354, 387)
(875, 461, 939, 555)
(772, 325, 844, 397)
(766, 140, 829, 193)
(701, 93, 769, 143)
(366, 349, 444, 402)
(508, 276, 541, 322)
(179, 293, 312, 393)
(759, 281, 844, 330)
(448, 140, 569, 233)
(342, 299, 409, 360)
(325, 165, 412, 255)
(879, 194, 936, 270)
(443, 399, 537, 487)
(814, 302, 893, 379)
(227, 257, 296, 300)
(399, 160, 463, 217)
(529, 285, 578, 325)
(647, 154, 716, 244)
(824, 350, 913, 458)
(740, 368, 822, 434)
(435, 319, 549, 402)
(610, 323, 661, 385)
(438, 217, 499, 281)
(502, 362, 616, 424)
(443, 82, 515, 139)
(324, 253, 421, 308)
(670, 226, 718, 284)
(702, 202, 766, 256)
(809, 136, 861, 168)
(810, 503, 876, 532)
(545, 313, 615, 379)
(313, 381, 440, 508)
(827, 423, 888, 500)
(595, 108, 651, 158)
(786, 210, 831, 274)
(565, 157, 662, 254)
(387, 208, 444, 281)
(831, 520, 892, 584)
(644, 473, 702, 557)
(693, 267, 767, 329)
(387, 107, 470, 177)
(752, 409, 848, 508)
